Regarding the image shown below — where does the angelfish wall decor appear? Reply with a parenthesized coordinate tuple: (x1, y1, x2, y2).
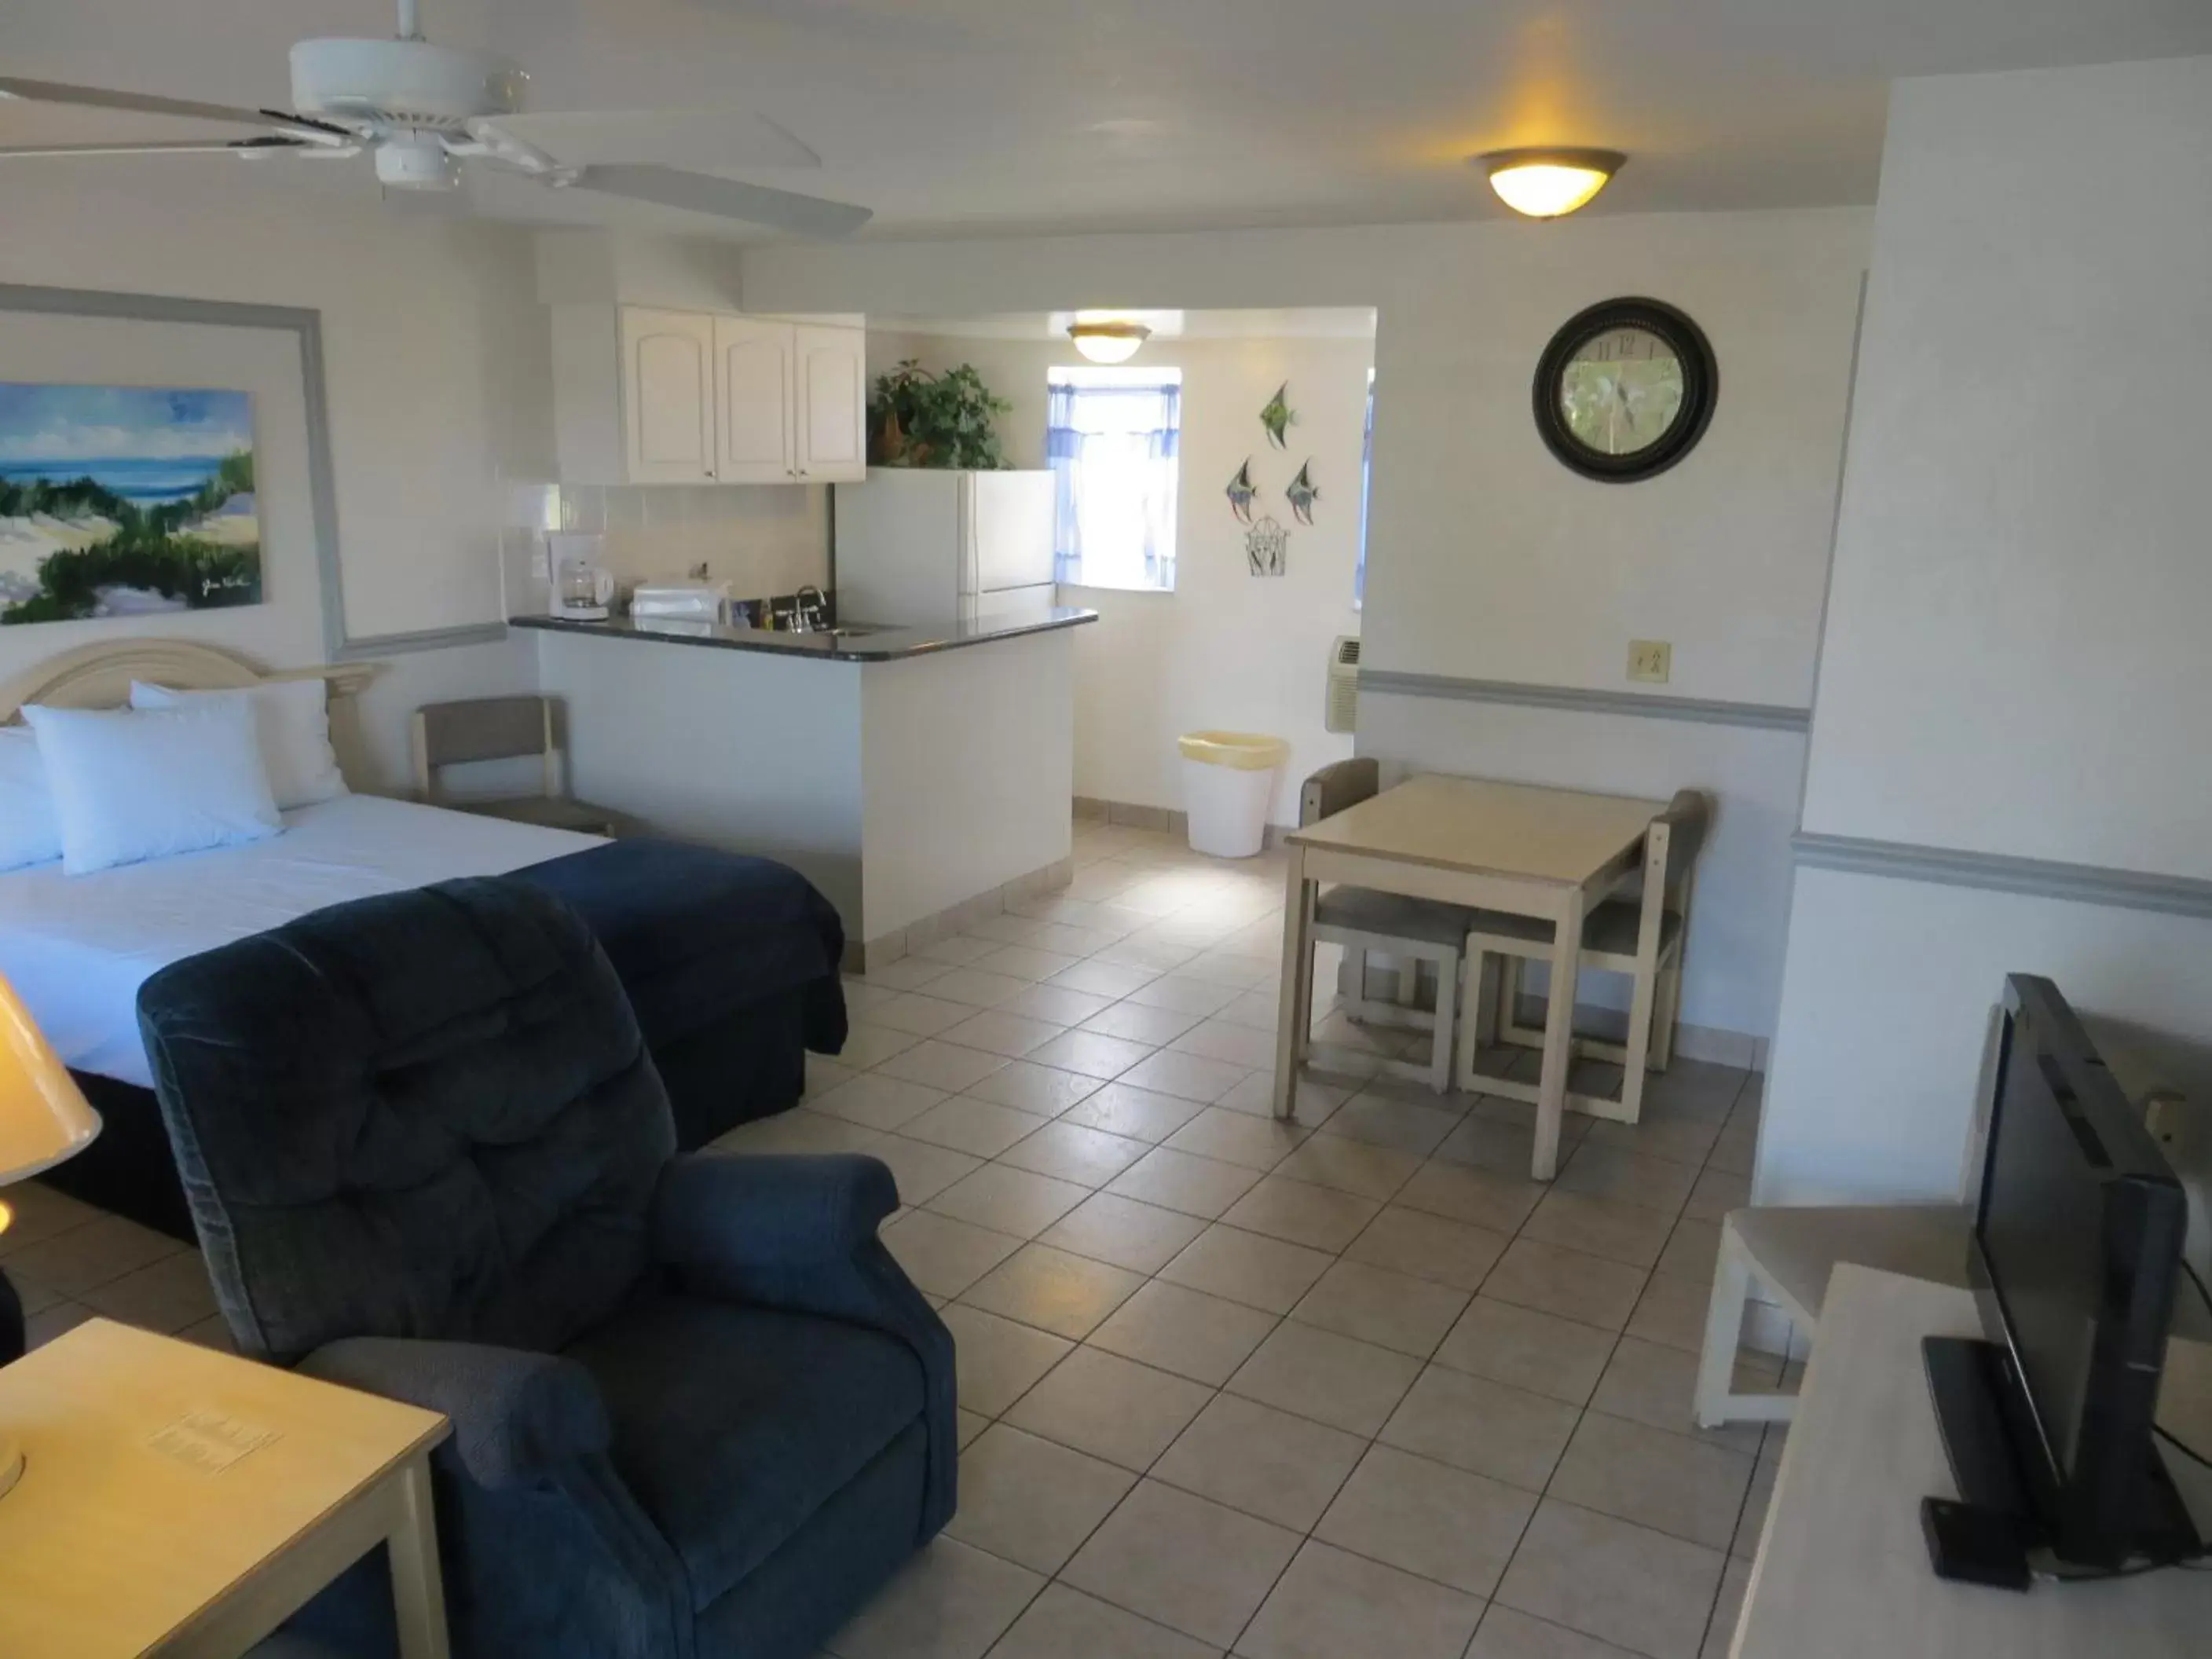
(1259, 383, 1296, 449)
(1284, 460, 1319, 526)
(1225, 458, 1258, 523)
(1244, 514, 1287, 577)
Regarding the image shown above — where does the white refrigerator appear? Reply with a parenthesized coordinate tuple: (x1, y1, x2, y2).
(833, 468, 1057, 624)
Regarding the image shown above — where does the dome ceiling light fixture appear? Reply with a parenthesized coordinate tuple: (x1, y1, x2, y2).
(1475, 148, 1626, 220)
(1068, 319, 1152, 364)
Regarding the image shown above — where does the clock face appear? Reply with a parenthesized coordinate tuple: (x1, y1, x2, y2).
(1533, 298, 1716, 483)
(1559, 326, 1686, 457)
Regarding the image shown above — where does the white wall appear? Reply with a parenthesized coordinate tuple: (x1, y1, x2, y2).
(765, 209, 1871, 1045)
(1761, 57, 2212, 1203)
(1797, 58, 2212, 876)
(745, 210, 1868, 695)
(862, 631, 1075, 939)
(538, 628, 867, 920)
(1360, 695, 1808, 1049)
(1766, 870, 2212, 1205)
(500, 482, 830, 611)
(866, 329, 1370, 825)
(0, 162, 548, 789)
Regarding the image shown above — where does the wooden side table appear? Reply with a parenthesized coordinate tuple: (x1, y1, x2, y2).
(0, 1317, 452, 1659)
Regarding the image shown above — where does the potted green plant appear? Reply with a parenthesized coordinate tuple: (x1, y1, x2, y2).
(868, 360, 1013, 469)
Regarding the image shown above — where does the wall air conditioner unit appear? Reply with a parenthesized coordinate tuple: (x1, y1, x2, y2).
(1325, 635, 1361, 734)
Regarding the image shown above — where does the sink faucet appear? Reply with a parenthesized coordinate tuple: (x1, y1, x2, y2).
(793, 584, 826, 634)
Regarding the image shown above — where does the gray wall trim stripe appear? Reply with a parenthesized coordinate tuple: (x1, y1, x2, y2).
(334, 622, 510, 660)
(0, 282, 496, 661)
(1793, 832, 2212, 921)
(1359, 668, 1811, 731)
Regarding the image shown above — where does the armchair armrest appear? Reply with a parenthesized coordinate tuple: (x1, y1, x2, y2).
(652, 1151, 897, 1272)
(299, 1336, 609, 1490)
(647, 1148, 956, 1541)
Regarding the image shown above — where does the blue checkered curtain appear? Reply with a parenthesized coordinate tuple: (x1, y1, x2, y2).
(1047, 375, 1182, 590)
(1046, 379, 1086, 584)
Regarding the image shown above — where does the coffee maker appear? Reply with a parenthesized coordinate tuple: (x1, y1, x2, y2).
(547, 533, 616, 621)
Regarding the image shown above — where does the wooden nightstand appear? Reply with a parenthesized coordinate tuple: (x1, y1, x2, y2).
(0, 1318, 452, 1658)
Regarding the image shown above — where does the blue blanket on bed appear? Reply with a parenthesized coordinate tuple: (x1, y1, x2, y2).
(509, 838, 848, 1055)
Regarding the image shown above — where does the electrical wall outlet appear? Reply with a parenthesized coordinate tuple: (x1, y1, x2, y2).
(1628, 639, 1672, 684)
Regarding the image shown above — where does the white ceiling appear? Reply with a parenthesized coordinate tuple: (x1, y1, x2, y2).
(5, 0, 2212, 240)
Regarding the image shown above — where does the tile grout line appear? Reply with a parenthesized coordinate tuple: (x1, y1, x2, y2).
(889, 1054, 1749, 1648)
(831, 832, 1763, 1656)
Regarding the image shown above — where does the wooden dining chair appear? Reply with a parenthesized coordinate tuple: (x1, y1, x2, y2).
(1457, 788, 1710, 1121)
(1298, 759, 1472, 1093)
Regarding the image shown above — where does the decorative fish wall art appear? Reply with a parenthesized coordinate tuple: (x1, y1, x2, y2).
(1285, 461, 1319, 526)
(1259, 383, 1297, 449)
(1225, 459, 1258, 523)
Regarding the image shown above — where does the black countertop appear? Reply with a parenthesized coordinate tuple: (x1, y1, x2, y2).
(511, 605, 1097, 662)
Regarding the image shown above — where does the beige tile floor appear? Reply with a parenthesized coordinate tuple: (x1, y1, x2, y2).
(0, 819, 1781, 1659)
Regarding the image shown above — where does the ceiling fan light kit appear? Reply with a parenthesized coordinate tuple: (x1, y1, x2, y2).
(1476, 147, 1625, 219)
(0, 0, 871, 236)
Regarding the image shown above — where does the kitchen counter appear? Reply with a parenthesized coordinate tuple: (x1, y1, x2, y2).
(509, 606, 1096, 661)
(526, 603, 1089, 969)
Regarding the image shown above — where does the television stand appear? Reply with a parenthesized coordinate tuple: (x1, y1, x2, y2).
(1731, 1266, 2212, 1658)
(1923, 1335, 2200, 1581)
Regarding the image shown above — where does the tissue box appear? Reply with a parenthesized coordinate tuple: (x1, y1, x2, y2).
(630, 579, 731, 622)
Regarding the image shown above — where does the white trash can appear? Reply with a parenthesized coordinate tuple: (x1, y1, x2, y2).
(1178, 731, 1289, 858)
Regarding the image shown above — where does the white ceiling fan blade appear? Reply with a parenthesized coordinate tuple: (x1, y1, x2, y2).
(0, 137, 318, 159)
(0, 75, 350, 142)
(563, 163, 870, 236)
(471, 110, 822, 172)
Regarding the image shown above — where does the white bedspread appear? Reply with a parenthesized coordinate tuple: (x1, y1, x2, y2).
(0, 793, 604, 1087)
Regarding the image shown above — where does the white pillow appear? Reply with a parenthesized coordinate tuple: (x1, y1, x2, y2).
(130, 678, 348, 810)
(21, 700, 283, 875)
(0, 726, 63, 872)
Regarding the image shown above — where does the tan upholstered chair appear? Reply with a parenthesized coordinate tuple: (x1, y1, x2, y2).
(1298, 759, 1471, 1093)
(411, 695, 620, 837)
(1460, 787, 1711, 1121)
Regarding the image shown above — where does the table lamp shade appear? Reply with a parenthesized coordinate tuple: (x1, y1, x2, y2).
(0, 971, 99, 1188)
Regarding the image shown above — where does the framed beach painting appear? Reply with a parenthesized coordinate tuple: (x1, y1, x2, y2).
(0, 382, 262, 626)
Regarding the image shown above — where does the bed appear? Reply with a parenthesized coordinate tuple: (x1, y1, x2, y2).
(0, 638, 845, 1239)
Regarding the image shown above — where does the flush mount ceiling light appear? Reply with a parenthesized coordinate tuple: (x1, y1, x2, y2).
(1068, 319, 1152, 364)
(1475, 148, 1625, 220)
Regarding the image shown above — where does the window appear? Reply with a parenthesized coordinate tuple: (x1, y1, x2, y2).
(1046, 366, 1182, 591)
(1355, 368, 1375, 608)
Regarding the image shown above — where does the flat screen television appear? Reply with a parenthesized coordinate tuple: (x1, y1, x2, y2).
(1929, 973, 2197, 1573)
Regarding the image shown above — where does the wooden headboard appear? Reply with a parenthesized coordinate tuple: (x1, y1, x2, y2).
(0, 639, 382, 784)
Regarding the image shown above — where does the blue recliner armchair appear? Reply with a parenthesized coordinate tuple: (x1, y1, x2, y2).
(136, 877, 955, 1659)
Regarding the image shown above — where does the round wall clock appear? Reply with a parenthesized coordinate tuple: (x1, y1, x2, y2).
(1533, 297, 1716, 482)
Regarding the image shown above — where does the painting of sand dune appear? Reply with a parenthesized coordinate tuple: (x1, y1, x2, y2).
(0, 382, 262, 625)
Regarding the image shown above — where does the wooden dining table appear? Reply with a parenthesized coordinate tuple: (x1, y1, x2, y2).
(1272, 773, 1668, 1180)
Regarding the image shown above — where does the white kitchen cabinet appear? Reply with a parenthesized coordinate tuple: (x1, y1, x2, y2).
(619, 307, 717, 484)
(793, 324, 867, 482)
(714, 315, 796, 484)
(551, 304, 866, 486)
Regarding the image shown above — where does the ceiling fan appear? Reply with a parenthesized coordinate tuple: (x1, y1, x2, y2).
(0, 0, 871, 236)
